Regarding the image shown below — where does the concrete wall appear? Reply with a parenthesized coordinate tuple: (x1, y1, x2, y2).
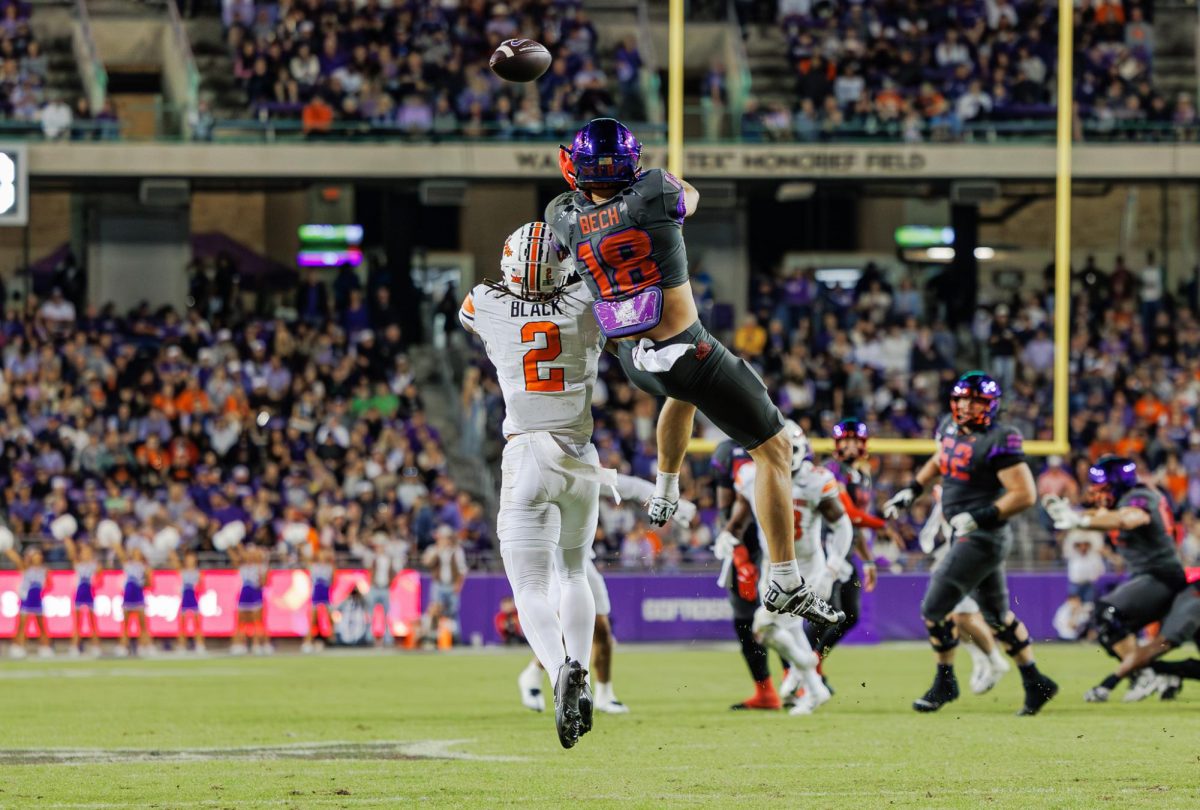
(0, 192, 72, 278)
(190, 189, 309, 267)
(457, 184, 538, 288)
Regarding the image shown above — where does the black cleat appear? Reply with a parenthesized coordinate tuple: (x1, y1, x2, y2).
(553, 658, 587, 749)
(1158, 674, 1182, 701)
(1017, 675, 1058, 716)
(913, 675, 960, 713)
(579, 682, 594, 736)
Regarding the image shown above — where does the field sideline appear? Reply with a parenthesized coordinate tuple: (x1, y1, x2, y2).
(0, 643, 1197, 809)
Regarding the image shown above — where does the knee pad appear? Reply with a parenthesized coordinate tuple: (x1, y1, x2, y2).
(1093, 604, 1131, 653)
(993, 617, 1031, 655)
(925, 618, 959, 653)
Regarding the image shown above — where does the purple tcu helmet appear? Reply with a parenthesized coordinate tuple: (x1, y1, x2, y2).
(1087, 455, 1138, 508)
(832, 418, 870, 460)
(950, 370, 1001, 428)
(566, 118, 641, 189)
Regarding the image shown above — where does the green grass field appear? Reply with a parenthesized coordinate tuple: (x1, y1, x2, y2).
(0, 642, 1197, 809)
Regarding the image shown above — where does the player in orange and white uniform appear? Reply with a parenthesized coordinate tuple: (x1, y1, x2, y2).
(714, 422, 852, 715)
(459, 221, 611, 749)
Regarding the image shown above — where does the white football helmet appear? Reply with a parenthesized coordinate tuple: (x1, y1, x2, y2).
(500, 221, 567, 299)
(784, 419, 809, 472)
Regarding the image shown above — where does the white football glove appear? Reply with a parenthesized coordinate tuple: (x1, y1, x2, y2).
(673, 498, 698, 527)
(1041, 494, 1082, 531)
(948, 511, 979, 537)
(646, 497, 678, 527)
(712, 530, 740, 561)
(883, 486, 917, 519)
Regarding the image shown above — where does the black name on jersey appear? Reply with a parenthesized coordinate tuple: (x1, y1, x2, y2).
(510, 300, 563, 318)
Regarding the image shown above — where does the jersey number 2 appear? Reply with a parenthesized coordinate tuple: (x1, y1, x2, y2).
(521, 321, 565, 392)
(578, 228, 662, 298)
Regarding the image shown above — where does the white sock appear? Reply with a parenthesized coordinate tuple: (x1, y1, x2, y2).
(557, 544, 596, 672)
(502, 547, 567, 683)
(654, 471, 680, 502)
(520, 660, 542, 686)
(802, 667, 826, 697)
(769, 559, 803, 592)
(759, 623, 817, 671)
(595, 681, 612, 704)
(988, 647, 1008, 669)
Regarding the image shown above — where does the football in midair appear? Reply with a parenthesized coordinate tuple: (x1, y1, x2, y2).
(489, 39, 552, 83)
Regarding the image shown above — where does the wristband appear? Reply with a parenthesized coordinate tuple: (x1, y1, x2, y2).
(907, 480, 924, 498)
(861, 560, 876, 568)
(971, 504, 1002, 530)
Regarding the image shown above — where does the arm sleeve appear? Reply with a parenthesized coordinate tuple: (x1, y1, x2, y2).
(838, 489, 887, 530)
(826, 513, 854, 566)
(458, 291, 476, 334)
(614, 474, 655, 504)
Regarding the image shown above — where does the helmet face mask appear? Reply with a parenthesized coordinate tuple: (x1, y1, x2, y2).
(1087, 455, 1138, 509)
(832, 418, 869, 461)
(949, 372, 1001, 428)
(499, 222, 567, 301)
(567, 118, 641, 190)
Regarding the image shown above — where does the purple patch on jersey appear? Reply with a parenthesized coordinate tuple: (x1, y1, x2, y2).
(825, 459, 850, 485)
(1125, 496, 1150, 511)
(663, 171, 686, 224)
(987, 431, 1024, 459)
(592, 286, 663, 338)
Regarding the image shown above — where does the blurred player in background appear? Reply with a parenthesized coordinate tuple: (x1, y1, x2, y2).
(810, 418, 880, 685)
(460, 222, 607, 749)
(548, 118, 841, 628)
(6, 545, 50, 659)
(716, 423, 852, 716)
(918, 486, 1010, 695)
(711, 437, 780, 710)
(1044, 455, 1188, 702)
(885, 372, 1057, 715)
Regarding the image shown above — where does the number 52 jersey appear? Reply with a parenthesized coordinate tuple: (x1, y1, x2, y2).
(460, 281, 603, 443)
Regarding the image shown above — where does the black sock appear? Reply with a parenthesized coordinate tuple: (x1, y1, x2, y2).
(1099, 673, 1121, 690)
(734, 618, 770, 683)
(1019, 662, 1041, 685)
(937, 663, 954, 681)
(1152, 659, 1200, 680)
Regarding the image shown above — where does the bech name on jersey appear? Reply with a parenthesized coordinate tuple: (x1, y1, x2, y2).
(578, 205, 625, 235)
(509, 300, 565, 318)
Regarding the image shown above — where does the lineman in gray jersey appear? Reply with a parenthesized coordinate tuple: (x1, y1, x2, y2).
(1044, 455, 1188, 701)
(884, 372, 1058, 716)
(546, 117, 841, 628)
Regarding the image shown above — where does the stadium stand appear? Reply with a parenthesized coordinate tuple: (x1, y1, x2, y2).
(214, 0, 646, 134)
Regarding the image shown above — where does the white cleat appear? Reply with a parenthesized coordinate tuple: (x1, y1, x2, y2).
(1123, 669, 1163, 702)
(37, 646, 54, 659)
(229, 643, 248, 656)
(88, 645, 102, 659)
(518, 666, 546, 713)
(113, 645, 130, 659)
(9, 645, 27, 660)
(301, 641, 315, 654)
(67, 646, 81, 659)
(1084, 685, 1110, 703)
(789, 681, 832, 716)
(779, 669, 804, 708)
(596, 699, 630, 714)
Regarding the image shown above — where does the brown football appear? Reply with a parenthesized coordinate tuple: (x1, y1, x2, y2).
(489, 39, 552, 83)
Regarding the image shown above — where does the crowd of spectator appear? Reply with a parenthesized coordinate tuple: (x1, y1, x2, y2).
(740, 0, 1186, 142)
(0, 258, 486, 626)
(222, 0, 646, 136)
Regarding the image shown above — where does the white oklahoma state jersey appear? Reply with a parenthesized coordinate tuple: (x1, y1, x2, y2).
(734, 460, 840, 571)
(460, 280, 603, 442)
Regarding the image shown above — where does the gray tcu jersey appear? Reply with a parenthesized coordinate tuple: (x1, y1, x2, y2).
(935, 416, 1026, 522)
(545, 168, 689, 301)
(1113, 486, 1184, 579)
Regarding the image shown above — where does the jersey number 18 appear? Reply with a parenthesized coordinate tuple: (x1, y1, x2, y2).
(577, 228, 662, 298)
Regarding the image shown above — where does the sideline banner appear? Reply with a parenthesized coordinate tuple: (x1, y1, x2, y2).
(0, 569, 422, 639)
